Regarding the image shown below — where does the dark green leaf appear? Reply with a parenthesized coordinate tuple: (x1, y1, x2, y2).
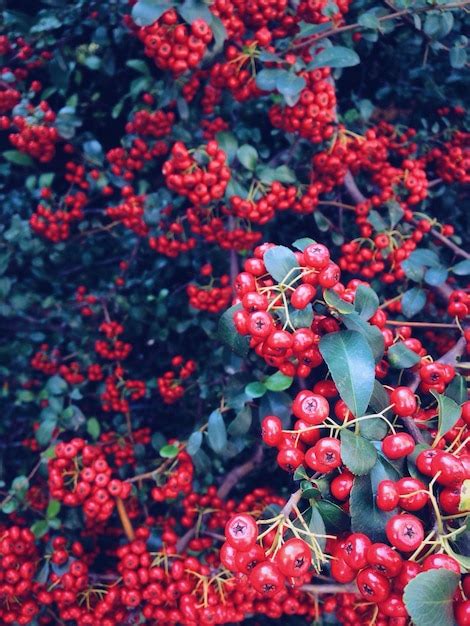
(131, 0, 169, 26)
(3, 150, 34, 166)
(46, 499, 61, 519)
(186, 431, 203, 456)
(424, 266, 448, 286)
(317, 499, 350, 533)
(263, 245, 299, 283)
(308, 46, 360, 69)
(218, 304, 250, 357)
(431, 391, 462, 440)
(245, 382, 267, 398)
(401, 288, 426, 318)
(354, 284, 379, 320)
(237, 145, 258, 170)
(452, 259, 470, 275)
(86, 417, 100, 440)
(340, 429, 377, 475)
(228, 406, 252, 436)
(445, 375, 467, 405)
(324, 289, 355, 314)
(319, 330, 375, 417)
(403, 570, 460, 626)
(388, 342, 421, 369)
(31, 520, 49, 538)
(292, 238, 315, 251)
(339, 312, 385, 363)
(264, 371, 293, 392)
(207, 409, 227, 453)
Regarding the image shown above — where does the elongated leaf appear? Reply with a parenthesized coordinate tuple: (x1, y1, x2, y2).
(445, 375, 467, 405)
(452, 259, 470, 275)
(388, 341, 421, 369)
(308, 46, 360, 69)
(237, 145, 258, 170)
(319, 330, 375, 417)
(340, 429, 377, 475)
(401, 287, 426, 318)
(263, 246, 299, 283)
(207, 409, 227, 453)
(354, 284, 379, 320)
(218, 304, 250, 357)
(339, 312, 385, 363)
(264, 371, 293, 392)
(404, 570, 460, 626)
(431, 391, 462, 440)
(324, 289, 354, 314)
(186, 431, 203, 456)
(292, 238, 315, 251)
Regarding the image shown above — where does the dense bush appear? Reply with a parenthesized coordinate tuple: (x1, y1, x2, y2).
(0, 0, 469, 624)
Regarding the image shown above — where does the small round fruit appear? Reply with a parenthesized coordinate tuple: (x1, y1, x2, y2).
(356, 567, 391, 603)
(385, 514, 424, 552)
(366, 542, 403, 577)
(275, 538, 311, 577)
(376, 480, 399, 512)
(340, 533, 371, 571)
(292, 391, 329, 425)
(390, 387, 417, 417)
(225, 514, 258, 551)
(382, 433, 415, 460)
(422, 553, 460, 575)
(249, 561, 285, 597)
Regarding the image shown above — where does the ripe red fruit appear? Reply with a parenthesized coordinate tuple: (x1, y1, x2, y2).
(330, 471, 354, 501)
(249, 311, 273, 338)
(275, 538, 311, 577)
(390, 387, 417, 416)
(225, 514, 258, 551)
(396, 477, 429, 511)
(431, 452, 466, 486)
(304, 243, 330, 269)
(366, 542, 403, 577)
(330, 557, 356, 583)
(261, 415, 283, 446)
(249, 561, 285, 597)
(292, 390, 329, 425)
(376, 479, 399, 511)
(381, 433, 415, 460)
(416, 448, 441, 476)
(235, 543, 265, 573)
(422, 553, 461, 574)
(291, 283, 316, 309)
(340, 533, 372, 570)
(356, 567, 391, 603)
(385, 514, 424, 552)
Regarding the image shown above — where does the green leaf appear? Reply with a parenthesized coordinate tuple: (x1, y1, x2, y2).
(403, 570, 460, 626)
(317, 499, 350, 533)
(131, 0, 168, 26)
(228, 406, 252, 436)
(186, 431, 203, 456)
(450, 46, 467, 69)
(207, 409, 227, 453)
(257, 165, 296, 184)
(401, 287, 426, 318)
(424, 266, 448, 286)
(255, 68, 284, 91)
(31, 520, 49, 538)
(218, 304, 250, 357)
(319, 330, 375, 417)
(388, 342, 421, 369)
(350, 460, 397, 542)
(216, 132, 238, 163)
(275, 71, 306, 105)
(160, 444, 179, 458)
(358, 11, 380, 30)
(46, 375, 68, 395)
(245, 382, 267, 398)
(237, 145, 258, 170)
(324, 289, 355, 314)
(264, 371, 293, 392)
(354, 285, 379, 320)
(308, 46, 360, 69)
(401, 259, 426, 282)
(86, 417, 101, 440)
(3, 150, 34, 166)
(259, 391, 292, 427)
(36, 418, 57, 446)
(452, 259, 470, 275)
(339, 312, 385, 363)
(408, 249, 441, 268)
(431, 391, 462, 440)
(292, 238, 315, 252)
(46, 499, 61, 519)
(340, 429, 377, 475)
(445, 375, 467, 405)
(263, 245, 299, 283)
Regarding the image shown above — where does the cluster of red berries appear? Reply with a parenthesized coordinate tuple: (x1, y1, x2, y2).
(9, 106, 58, 162)
(30, 343, 59, 375)
(232, 242, 341, 376)
(430, 131, 470, 184)
(48, 439, 132, 523)
(448, 289, 470, 320)
(222, 514, 312, 596)
(95, 321, 132, 361)
(229, 182, 297, 225)
(106, 190, 148, 237)
(186, 205, 263, 250)
(163, 140, 230, 206)
(100, 428, 151, 467)
(0, 526, 39, 625)
(101, 366, 146, 413)
(0, 87, 20, 114)
(269, 69, 336, 143)
(137, 10, 213, 75)
(150, 450, 194, 502)
(75, 285, 98, 317)
(187, 265, 232, 313)
(298, 0, 351, 25)
(30, 190, 87, 242)
(148, 205, 197, 258)
(157, 356, 197, 404)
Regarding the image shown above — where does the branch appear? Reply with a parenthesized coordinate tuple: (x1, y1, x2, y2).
(217, 445, 264, 499)
(116, 497, 135, 541)
(344, 171, 366, 204)
(280, 489, 302, 517)
(301, 583, 357, 594)
(290, 1, 470, 51)
(176, 445, 264, 553)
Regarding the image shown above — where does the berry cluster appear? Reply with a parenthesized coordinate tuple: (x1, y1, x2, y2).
(187, 267, 232, 313)
(157, 356, 197, 404)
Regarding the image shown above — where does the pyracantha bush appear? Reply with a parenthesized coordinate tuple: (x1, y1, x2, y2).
(0, 1, 469, 625)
